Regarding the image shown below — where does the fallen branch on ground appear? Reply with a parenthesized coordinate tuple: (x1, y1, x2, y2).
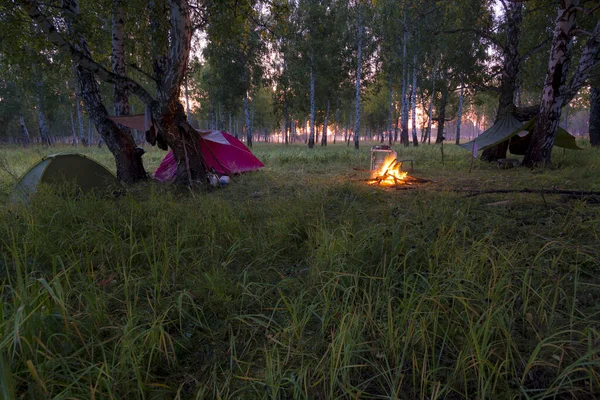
(460, 189, 600, 198)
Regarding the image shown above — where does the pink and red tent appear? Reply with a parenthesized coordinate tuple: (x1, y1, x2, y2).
(107, 114, 264, 182)
(153, 130, 264, 182)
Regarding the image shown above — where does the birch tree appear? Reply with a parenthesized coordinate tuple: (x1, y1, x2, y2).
(524, 3, 600, 165)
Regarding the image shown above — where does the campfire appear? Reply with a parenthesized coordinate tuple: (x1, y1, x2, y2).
(366, 146, 427, 188)
(368, 155, 408, 186)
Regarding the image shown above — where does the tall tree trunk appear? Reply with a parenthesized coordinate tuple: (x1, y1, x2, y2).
(242, 68, 252, 147)
(73, 70, 87, 146)
(109, 0, 146, 181)
(61, 0, 147, 182)
(523, 0, 578, 166)
(70, 107, 77, 145)
(524, 14, 600, 163)
(427, 58, 438, 144)
(283, 95, 289, 144)
(309, 54, 316, 148)
(34, 76, 50, 146)
(322, 98, 330, 146)
(354, 4, 363, 150)
(590, 85, 600, 147)
(481, 1, 523, 161)
(244, 93, 251, 147)
(19, 114, 30, 147)
(400, 24, 409, 147)
(435, 89, 448, 144)
(251, 100, 255, 139)
(411, 59, 418, 147)
(387, 73, 393, 145)
(455, 82, 464, 145)
(334, 108, 338, 144)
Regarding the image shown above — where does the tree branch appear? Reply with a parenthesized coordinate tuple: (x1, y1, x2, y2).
(19, 0, 156, 106)
(520, 36, 552, 64)
(128, 63, 156, 82)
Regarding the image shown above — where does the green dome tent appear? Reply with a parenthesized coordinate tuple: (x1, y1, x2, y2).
(12, 153, 121, 202)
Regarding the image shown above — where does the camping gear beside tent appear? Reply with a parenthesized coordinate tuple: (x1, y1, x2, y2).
(12, 153, 120, 202)
(458, 116, 583, 154)
(154, 130, 264, 182)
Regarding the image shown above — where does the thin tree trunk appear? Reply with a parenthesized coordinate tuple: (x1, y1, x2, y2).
(322, 98, 330, 146)
(251, 100, 255, 139)
(242, 68, 252, 147)
(35, 78, 50, 146)
(455, 82, 464, 145)
(283, 96, 289, 144)
(244, 93, 251, 146)
(309, 54, 316, 148)
(334, 108, 338, 144)
(185, 74, 191, 120)
(436, 89, 448, 144)
(19, 114, 30, 147)
(387, 73, 393, 145)
(411, 58, 418, 147)
(70, 107, 77, 145)
(73, 70, 88, 146)
(400, 24, 409, 147)
(427, 58, 438, 144)
(590, 85, 600, 147)
(354, 4, 363, 150)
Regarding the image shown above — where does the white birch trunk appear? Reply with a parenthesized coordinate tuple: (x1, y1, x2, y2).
(387, 73, 393, 145)
(19, 115, 31, 146)
(354, 5, 363, 149)
(411, 58, 418, 147)
(309, 54, 316, 148)
(244, 94, 251, 146)
(70, 107, 77, 145)
(427, 59, 438, 144)
(524, 0, 586, 165)
(455, 83, 464, 145)
(322, 98, 330, 146)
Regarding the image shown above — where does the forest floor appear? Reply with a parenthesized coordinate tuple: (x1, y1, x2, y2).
(1, 142, 599, 399)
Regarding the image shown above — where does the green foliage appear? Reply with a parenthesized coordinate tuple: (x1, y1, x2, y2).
(1, 143, 600, 398)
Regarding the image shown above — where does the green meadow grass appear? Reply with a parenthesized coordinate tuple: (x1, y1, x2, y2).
(0, 142, 599, 399)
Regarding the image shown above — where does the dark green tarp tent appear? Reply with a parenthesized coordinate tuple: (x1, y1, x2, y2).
(12, 153, 120, 202)
(458, 116, 583, 154)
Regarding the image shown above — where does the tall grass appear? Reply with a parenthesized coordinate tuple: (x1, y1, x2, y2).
(1, 143, 599, 398)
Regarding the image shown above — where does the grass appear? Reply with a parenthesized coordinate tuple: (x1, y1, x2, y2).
(0, 141, 599, 399)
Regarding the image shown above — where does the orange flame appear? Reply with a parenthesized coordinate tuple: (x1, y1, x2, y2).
(369, 156, 408, 186)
